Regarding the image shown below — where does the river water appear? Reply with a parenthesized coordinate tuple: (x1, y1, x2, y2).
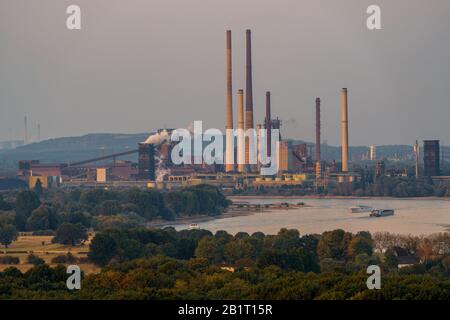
(168, 198, 450, 236)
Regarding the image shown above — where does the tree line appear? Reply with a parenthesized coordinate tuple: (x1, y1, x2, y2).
(0, 227, 448, 299)
(239, 176, 450, 198)
(329, 176, 450, 198)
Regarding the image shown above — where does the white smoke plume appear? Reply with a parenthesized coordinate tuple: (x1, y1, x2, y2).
(143, 129, 170, 145)
(142, 123, 193, 181)
(186, 121, 195, 135)
(155, 154, 170, 182)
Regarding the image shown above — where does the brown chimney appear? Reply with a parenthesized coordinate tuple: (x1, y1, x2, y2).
(265, 91, 272, 157)
(315, 97, 321, 163)
(341, 88, 349, 172)
(225, 30, 234, 172)
(245, 29, 254, 171)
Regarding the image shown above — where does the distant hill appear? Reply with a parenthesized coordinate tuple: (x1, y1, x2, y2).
(1, 133, 446, 167)
(0, 133, 150, 164)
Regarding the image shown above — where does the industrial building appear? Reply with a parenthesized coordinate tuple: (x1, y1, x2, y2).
(15, 29, 379, 192)
(138, 143, 156, 180)
(370, 145, 376, 161)
(375, 160, 386, 178)
(423, 140, 440, 176)
(29, 175, 61, 189)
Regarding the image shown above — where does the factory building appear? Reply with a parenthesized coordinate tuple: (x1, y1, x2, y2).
(278, 141, 312, 173)
(14, 29, 371, 192)
(370, 145, 376, 161)
(292, 144, 309, 172)
(375, 160, 386, 178)
(96, 168, 111, 183)
(29, 175, 61, 189)
(278, 141, 293, 172)
(423, 140, 440, 176)
(138, 143, 156, 180)
(17, 161, 65, 180)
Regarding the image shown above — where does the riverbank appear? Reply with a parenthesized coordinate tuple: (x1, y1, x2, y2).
(149, 206, 265, 228)
(153, 196, 450, 230)
(229, 195, 450, 201)
(151, 200, 309, 228)
(162, 197, 450, 236)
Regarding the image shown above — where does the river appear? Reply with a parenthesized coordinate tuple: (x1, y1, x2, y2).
(167, 198, 450, 236)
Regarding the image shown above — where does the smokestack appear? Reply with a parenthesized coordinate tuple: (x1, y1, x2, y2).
(265, 91, 272, 157)
(245, 29, 254, 171)
(237, 89, 245, 173)
(225, 30, 234, 172)
(24, 116, 28, 145)
(315, 98, 321, 163)
(37, 123, 41, 143)
(414, 140, 420, 179)
(341, 88, 349, 172)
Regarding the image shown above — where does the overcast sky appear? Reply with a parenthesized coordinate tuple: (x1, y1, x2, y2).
(1, 0, 450, 146)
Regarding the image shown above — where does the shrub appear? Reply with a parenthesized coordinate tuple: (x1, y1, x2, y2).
(32, 230, 55, 236)
(51, 253, 78, 264)
(0, 255, 20, 265)
(27, 253, 45, 266)
(52, 223, 88, 246)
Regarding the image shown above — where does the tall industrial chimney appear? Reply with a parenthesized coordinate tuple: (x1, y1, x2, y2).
(341, 88, 349, 172)
(225, 30, 234, 172)
(265, 91, 272, 157)
(237, 89, 245, 173)
(414, 140, 420, 179)
(37, 123, 41, 143)
(315, 98, 321, 163)
(245, 29, 255, 171)
(24, 116, 28, 145)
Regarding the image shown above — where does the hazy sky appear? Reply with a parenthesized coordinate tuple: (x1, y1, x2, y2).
(1, 0, 450, 146)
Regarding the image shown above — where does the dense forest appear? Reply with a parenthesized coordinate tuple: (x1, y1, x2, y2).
(1, 186, 449, 300)
(0, 185, 230, 247)
(0, 228, 449, 299)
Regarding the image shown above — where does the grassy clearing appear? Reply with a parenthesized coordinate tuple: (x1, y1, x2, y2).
(0, 235, 100, 274)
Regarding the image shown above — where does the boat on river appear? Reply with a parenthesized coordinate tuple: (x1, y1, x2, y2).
(350, 205, 373, 213)
(370, 209, 395, 217)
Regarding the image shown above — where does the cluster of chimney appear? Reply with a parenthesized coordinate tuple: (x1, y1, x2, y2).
(224, 30, 350, 175)
(225, 29, 268, 173)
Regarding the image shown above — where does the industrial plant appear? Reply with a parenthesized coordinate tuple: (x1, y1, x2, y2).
(13, 30, 449, 192)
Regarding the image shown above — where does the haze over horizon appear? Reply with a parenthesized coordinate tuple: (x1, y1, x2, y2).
(1, 0, 450, 146)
